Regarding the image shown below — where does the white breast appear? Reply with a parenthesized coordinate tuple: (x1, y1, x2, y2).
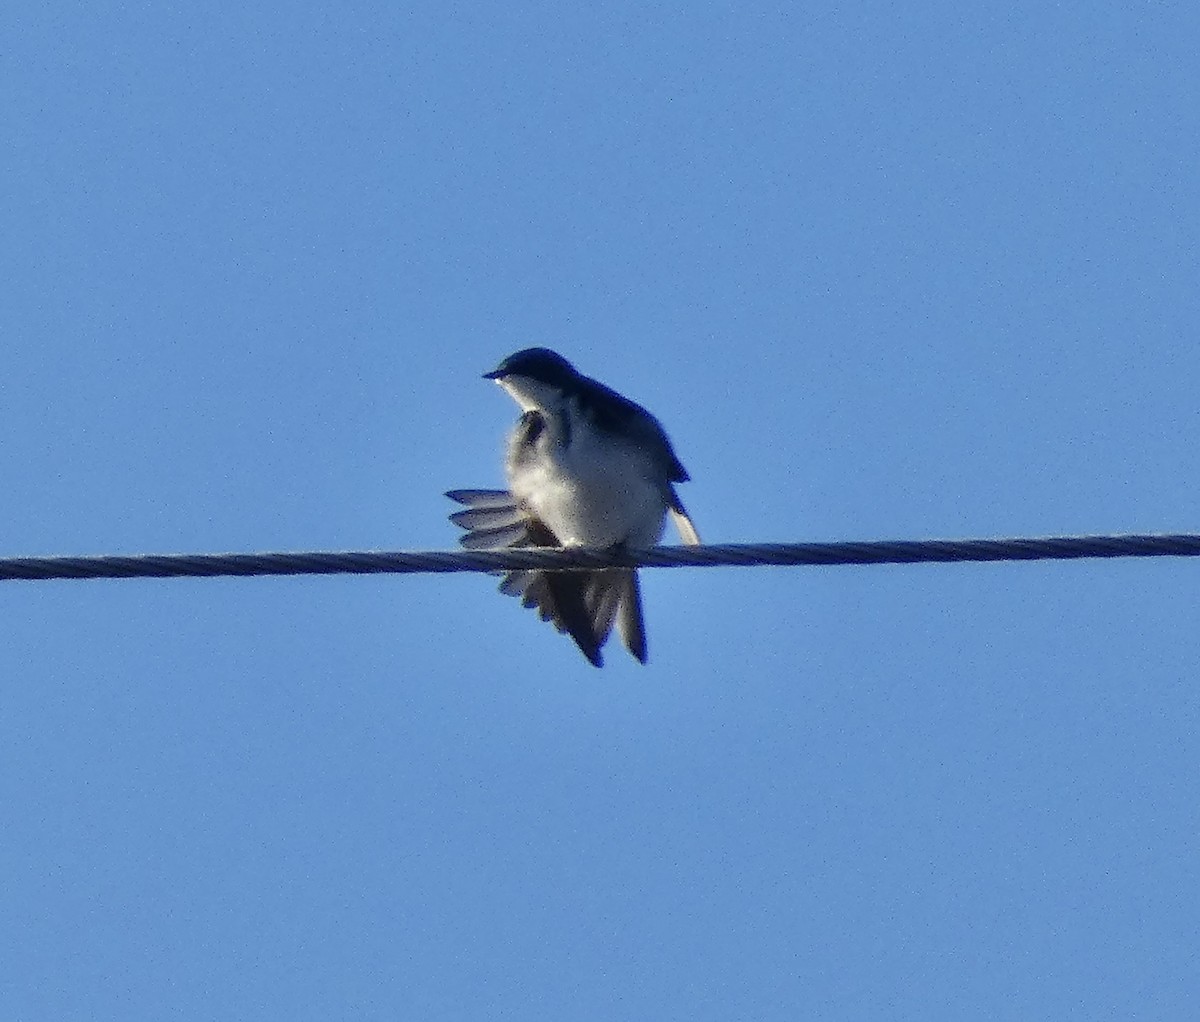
(508, 406, 668, 549)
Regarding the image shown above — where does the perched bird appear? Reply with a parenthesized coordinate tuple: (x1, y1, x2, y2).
(447, 347, 700, 666)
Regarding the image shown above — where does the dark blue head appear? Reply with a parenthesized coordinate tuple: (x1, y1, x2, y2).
(483, 348, 579, 385)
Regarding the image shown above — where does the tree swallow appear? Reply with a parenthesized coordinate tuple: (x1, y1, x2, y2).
(447, 347, 700, 667)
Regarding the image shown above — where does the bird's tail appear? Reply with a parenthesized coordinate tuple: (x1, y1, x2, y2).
(447, 488, 636, 667)
(613, 569, 647, 663)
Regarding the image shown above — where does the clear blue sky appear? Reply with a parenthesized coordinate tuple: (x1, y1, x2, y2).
(3, 2, 1198, 1018)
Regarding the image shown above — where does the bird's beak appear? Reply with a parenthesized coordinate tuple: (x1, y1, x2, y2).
(482, 368, 504, 380)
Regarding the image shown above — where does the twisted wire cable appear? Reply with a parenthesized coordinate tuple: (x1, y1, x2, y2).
(1, 533, 1199, 583)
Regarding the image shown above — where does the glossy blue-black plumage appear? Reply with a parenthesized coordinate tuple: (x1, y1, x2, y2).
(484, 348, 690, 484)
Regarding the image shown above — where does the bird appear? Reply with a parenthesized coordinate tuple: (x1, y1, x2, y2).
(447, 347, 700, 666)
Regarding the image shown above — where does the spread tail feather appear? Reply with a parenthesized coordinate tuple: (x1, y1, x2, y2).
(448, 488, 635, 667)
(614, 570, 647, 663)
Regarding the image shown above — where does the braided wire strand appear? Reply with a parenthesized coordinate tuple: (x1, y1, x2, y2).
(1, 534, 1199, 582)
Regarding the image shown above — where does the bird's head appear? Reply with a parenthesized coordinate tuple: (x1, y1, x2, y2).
(484, 348, 580, 411)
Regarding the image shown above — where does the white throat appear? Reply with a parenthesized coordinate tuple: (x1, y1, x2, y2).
(495, 376, 568, 413)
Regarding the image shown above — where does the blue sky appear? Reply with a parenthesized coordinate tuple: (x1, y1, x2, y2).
(3, 2, 1198, 1018)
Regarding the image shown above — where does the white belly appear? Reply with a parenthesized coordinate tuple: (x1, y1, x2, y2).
(509, 423, 667, 548)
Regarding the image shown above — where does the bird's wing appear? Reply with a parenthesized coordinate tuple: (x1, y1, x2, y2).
(667, 486, 701, 546)
(447, 489, 631, 667)
(575, 377, 691, 483)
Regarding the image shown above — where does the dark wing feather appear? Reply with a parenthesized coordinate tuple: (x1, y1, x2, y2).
(449, 504, 527, 531)
(613, 570, 647, 663)
(519, 517, 612, 667)
(446, 489, 638, 667)
(446, 489, 536, 551)
(573, 376, 690, 483)
(456, 523, 530, 550)
(446, 489, 521, 508)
